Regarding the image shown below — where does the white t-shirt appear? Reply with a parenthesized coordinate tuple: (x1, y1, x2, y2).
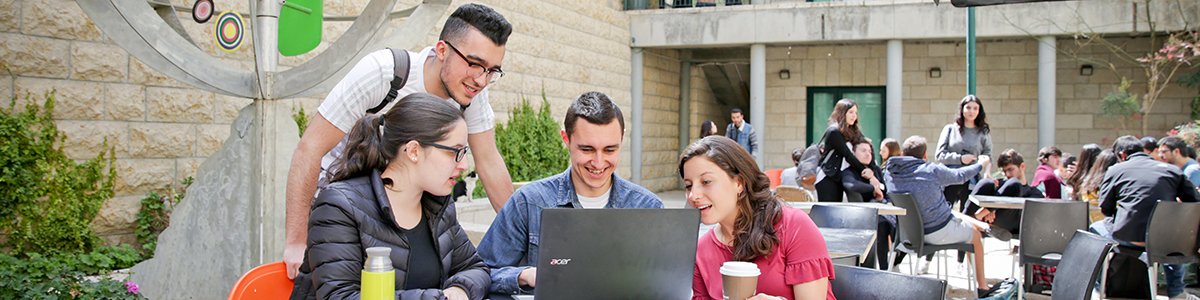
(316, 47, 496, 187)
(577, 188, 611, 209)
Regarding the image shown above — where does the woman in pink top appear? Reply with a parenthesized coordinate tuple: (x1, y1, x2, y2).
(680, 136, 836, 300)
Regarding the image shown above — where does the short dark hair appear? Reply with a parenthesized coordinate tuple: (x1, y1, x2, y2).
(1159, 136, 1190, 155)
(997, 149, 1024, 168)
(1038, 146, 1062, 164)
(1142, 136, 1159, 152)
(564, 92, 624, 137)
(1112, 135, 1144, 158)
(901, 135, 927, 158)
(730, 108, 743, 115)
(791, 147, 804, 165)
(439, 3, 512, 46)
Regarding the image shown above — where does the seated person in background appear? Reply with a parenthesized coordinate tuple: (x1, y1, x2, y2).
(1095, 135, 1199, 299)
(292, 94, 488, 300)
(1030, 146, 1064, 199)
(683, 136, 835, 300)
(1158, 136, 1200, 187)
(781, 147, 803, 188)
(965, 148, 1043, 240)
(841, 139, 896, 269)
(883, 135, 995, 297)
(841, 139, 885, 202)
(879, 138, 901, 168)
(477, 92, 663, 295)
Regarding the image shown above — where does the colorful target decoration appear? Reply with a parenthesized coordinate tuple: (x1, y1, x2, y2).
(192, 0, 213, 23)
(213, 10, 244, 52)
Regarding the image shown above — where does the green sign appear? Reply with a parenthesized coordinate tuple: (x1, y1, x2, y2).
(278, 0, 322, 56)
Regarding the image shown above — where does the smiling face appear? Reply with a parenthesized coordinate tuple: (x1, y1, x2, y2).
(436, 28, 506, 106)
(566, 120, 623, 197)
(683, 157, 742, 226)
(414, 120, 469, 196)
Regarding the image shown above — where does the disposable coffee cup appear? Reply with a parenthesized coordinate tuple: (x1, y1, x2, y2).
(720, 261, 760, 300)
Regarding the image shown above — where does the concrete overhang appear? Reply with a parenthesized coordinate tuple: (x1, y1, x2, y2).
(629, 0, 1199, 48)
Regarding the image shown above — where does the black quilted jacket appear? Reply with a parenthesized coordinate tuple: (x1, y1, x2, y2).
(291, 170, 489, 300)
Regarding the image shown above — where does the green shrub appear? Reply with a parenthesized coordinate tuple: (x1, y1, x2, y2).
(0, 92, 116, 254)
(0, 246, 144, 299)
(136, 177, 192, 256)
(292, 105, 310, 138)
(487, 90, 569, 195)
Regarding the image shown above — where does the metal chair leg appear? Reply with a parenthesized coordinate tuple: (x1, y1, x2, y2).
(1098, 251, 1112, 300)
(1149, 262, 1159, 299)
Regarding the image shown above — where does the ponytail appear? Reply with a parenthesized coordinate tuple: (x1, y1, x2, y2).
(330, 114, 391, 183)
(329, 93, 463, 183)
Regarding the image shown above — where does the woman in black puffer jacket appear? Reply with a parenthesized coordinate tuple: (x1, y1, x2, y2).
(291, 93, 488, 300)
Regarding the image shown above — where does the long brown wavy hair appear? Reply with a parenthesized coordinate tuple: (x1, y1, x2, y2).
(679, 136, 782, 261)
(828, 99, 863, 144)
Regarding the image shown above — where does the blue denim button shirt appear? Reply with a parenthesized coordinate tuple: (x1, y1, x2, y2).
(476, 167, 664, 294)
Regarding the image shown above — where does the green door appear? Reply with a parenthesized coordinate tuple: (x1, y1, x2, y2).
(807, 87, 887, 162)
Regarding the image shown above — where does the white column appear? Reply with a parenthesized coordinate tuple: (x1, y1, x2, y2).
(887, 40, 903, 139)
(679, 59, 692, 153)
(631, 48, 644, 184)
(750, 44, 766, 168)
(1038, 36, 1056, 149)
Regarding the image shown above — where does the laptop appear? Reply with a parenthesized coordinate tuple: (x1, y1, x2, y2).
(529, 208, 700, 300)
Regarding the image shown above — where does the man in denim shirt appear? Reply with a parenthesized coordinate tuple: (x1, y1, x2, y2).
(477, 91, 664, 295)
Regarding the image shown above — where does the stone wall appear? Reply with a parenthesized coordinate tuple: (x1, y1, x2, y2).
(1, 0, 640, 245)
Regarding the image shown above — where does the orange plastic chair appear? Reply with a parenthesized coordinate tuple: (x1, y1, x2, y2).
(229, 262, 294, 300)
(766, 169, 783, 190)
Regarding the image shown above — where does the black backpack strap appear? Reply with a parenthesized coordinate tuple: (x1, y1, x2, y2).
(366, 48, 411, 114)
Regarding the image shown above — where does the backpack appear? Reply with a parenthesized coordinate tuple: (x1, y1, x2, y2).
(365, 48, 411, 114)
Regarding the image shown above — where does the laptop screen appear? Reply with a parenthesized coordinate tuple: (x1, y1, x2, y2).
(533, 208, 700, 300)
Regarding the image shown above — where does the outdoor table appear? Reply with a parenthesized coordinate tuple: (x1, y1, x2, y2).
(968, 195, 1028, 209)
(698, 225, 876, 265)
(969, 195, 1101, 213)
(819, 228, 877, 265)
(787, 201, 907, 216)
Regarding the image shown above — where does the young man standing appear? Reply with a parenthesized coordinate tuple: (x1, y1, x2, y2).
(884, 135, 994, 296)
(477, 92, 663, 295)
(283, 4, 515, 278)
(724, 108, 758, 157)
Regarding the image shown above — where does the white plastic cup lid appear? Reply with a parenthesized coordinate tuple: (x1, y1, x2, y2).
(719, 261, 761, 277)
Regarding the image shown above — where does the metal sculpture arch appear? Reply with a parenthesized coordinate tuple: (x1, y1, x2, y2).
(78, 0, 450, 99)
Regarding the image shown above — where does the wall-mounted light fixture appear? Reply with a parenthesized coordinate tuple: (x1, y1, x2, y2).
(1080, 64, 1094, 76)
(779, 69, 791, 80)
(929, 67, 942, 78)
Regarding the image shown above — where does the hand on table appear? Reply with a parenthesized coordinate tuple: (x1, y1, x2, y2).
(519, 267, 537, 288)
(443, 286, 469, 300)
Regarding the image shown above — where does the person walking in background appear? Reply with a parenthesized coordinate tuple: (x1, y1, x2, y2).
(935, 95, 992, 209)
(725, 108, 758, 157)
(700, 120, 720, 138)
(1031, 146, 1065, 199)
(682, 136, 836, 300)
(1066, 144, 1102, 200)
(814, 99, 869, 202)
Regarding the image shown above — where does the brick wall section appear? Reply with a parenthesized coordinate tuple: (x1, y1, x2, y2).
(640, 49, 682, 192)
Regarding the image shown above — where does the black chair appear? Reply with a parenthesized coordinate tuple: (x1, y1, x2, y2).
(831, 253, 859, 266)
(1143, 201, 1200, 298)
(811, 205, 879, 267)
(1047, 230, 1116, 300)
(888, 193, 979, 292)
(831, 264, 947, 300)
(1018, 199, 1088, 293)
